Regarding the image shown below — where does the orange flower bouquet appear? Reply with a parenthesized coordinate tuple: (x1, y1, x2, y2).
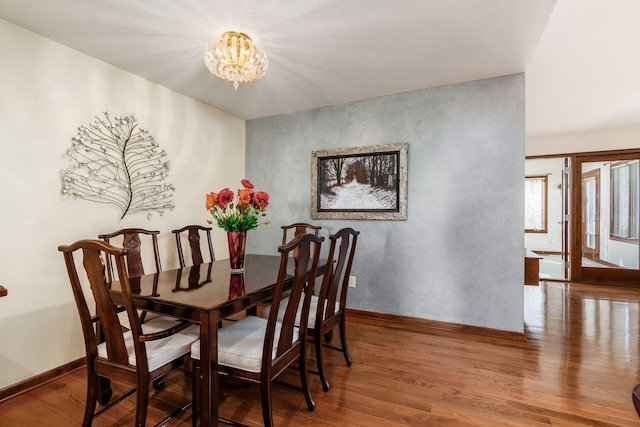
(205, 179, 270, 232)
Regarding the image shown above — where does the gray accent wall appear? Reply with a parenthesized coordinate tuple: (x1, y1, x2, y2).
(246, 74, 525, 332)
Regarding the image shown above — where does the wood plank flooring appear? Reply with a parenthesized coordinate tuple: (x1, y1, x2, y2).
(2, 281, 640, 426)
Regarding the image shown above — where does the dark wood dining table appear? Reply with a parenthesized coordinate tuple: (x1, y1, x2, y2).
(110, 254, 325, 427)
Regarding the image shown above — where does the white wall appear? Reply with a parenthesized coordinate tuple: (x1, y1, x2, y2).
(524, 158, 565, 252)
(0, 19, 245, 390)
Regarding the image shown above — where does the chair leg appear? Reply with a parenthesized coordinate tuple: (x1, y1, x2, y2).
(338, 319, 352, 366)
(192, 362, 200, 427)
(83, 370, 99, 427)
(314, 330, 330, 392)
(633, 384, 640, 416)
(299, 350, 315, 411)
(135, 378, 149, 427)
(260, 379, 274, 427)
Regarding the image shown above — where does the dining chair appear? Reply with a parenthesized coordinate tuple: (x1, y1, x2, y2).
(171, 225, 215, 268)
(190, 233, 324, 427)
(58, 239, 199, 427)
(98, 228, 162, 283)
(262, 227, 359, 392)
(281, 223, 322, 267)
(99, 228, 163, 324)
(281, 223, 321, 245)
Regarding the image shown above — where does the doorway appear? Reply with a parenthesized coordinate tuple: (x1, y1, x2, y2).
(525, 157, 569, 281)
(526, 149, 640, 285)
(571, 152, 640, 285)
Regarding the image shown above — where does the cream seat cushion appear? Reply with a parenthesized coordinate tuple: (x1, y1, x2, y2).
(191, 315, 299, 373)
(261, 295, 340, 328)
(97, 316, 199, 372)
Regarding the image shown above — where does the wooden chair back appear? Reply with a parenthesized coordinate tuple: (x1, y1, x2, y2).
(59, 239, 147, 369)
(265, 233, 324, 373)
(98, 228, 161, 283)
(281, 223, 321, 245)
(171, 225, 215, 268)
(281, 223, 321, 260)
(315, 227, 359, 330)
(306, 227, 359, 392)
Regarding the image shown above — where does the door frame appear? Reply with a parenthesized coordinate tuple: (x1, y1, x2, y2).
(562, 157, 570, 279)
(581, 168, 600, 261)
(570, 150, 640, 285)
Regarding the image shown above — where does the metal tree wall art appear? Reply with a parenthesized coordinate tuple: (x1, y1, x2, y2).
(61, 111, 175, 219)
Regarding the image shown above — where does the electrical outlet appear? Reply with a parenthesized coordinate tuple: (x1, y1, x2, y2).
(348, 276, 356, 288)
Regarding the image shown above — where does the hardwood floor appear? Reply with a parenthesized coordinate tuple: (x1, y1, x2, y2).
(2, 281, 640, 426)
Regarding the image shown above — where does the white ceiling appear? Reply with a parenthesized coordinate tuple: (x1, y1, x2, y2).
(4, 0, 639, 139)
(0, 0, 557, 122)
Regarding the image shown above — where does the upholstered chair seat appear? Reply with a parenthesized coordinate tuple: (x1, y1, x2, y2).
(97, 317, 199, 371)
(191, 316, 298, 373)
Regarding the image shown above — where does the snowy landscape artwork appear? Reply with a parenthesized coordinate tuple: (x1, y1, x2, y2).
(311, 143, 408, 220)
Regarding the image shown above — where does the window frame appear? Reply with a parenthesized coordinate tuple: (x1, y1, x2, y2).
(610, 160, 639, 244)
(524, 175, 548, 233)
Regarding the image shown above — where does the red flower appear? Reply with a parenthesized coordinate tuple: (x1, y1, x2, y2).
(217, 188, 234, 208)
(206, 181, 269, 232)
(205, 192, 218, 210)
(253, 191, 269, 209)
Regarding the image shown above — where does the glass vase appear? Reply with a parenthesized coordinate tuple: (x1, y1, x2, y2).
(227, 231, 247, 273)
(228, 273, 245, 299)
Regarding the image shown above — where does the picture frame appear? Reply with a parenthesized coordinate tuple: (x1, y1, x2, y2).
(311, 143, 408, 220)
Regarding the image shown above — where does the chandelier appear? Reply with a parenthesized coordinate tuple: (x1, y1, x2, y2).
(203, 31, 268, 90)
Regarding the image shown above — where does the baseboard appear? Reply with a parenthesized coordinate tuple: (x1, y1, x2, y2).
(0, 358, 85, 403)
(346, 308, 526, 342)
(531, 251, 622, 270)
(592, 258, 621, 268)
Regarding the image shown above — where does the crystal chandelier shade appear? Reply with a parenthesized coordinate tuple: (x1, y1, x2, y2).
(204, 31, 268, 90)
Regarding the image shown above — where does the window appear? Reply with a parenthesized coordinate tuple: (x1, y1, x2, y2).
(611, 160, 639, 242)
(525, 175, 548, 233)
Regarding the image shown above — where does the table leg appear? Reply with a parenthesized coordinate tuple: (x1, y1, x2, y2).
(199, 310, 219, 426)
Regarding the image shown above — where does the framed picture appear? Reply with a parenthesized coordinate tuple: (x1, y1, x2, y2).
(311, 143, 408, 220)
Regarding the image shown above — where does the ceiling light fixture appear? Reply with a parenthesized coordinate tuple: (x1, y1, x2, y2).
(203, 31, 268, 90)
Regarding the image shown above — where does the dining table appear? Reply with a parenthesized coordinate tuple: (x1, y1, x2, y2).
(109, 254, 326, 427)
